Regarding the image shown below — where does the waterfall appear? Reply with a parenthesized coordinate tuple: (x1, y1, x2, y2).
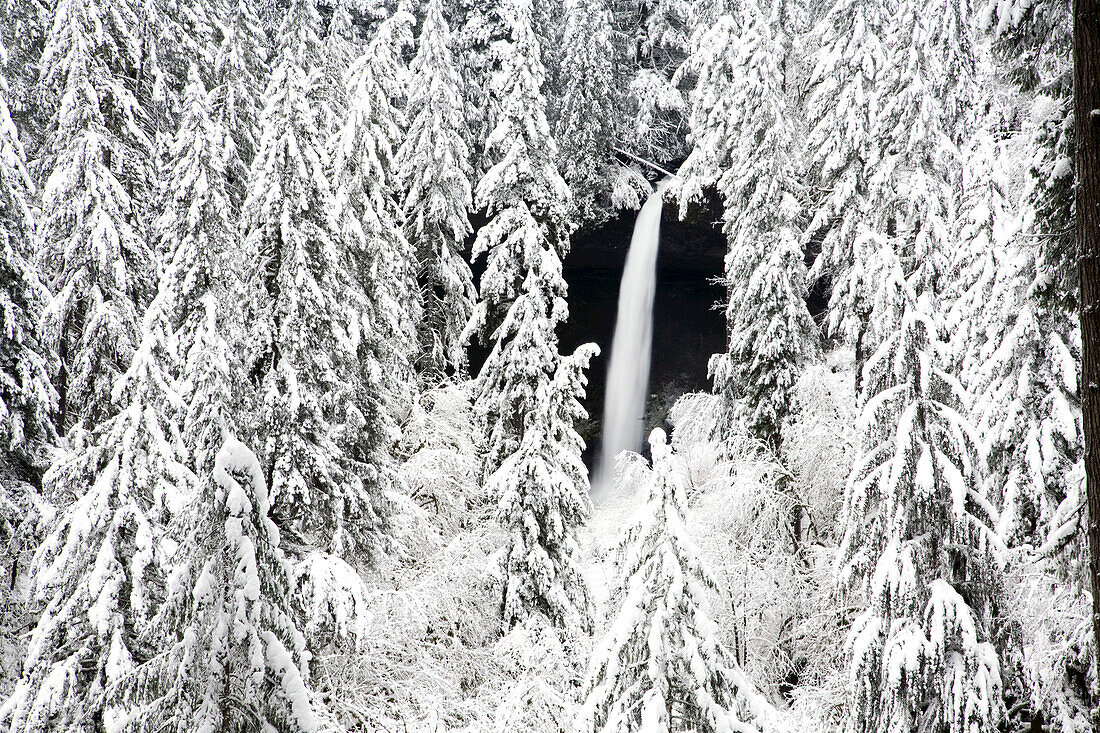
(593, 181, 669, 496)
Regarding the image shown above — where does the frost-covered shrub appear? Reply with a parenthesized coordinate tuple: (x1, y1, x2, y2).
(397, 385, 483, 535)
(295, 552, 371, 656)
(783, 353, 857, 537)
(662, 353, 857, 730)
(311, 381, 586, 731)
(688, 444, 801, 693)
(488, 619, 585, 733)
(310, 526, 506, 730)
(782, 354, 858, 728)
(1003, 554, 1094, 732)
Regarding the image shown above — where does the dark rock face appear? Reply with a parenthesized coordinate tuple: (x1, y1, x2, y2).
(567, 191, 727, 274)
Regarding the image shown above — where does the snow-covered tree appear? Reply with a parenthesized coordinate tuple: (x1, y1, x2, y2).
(1, 283, 192, 733)
(980, 0, 1074, 312)
(983, 141, 1078, 733)
(210, 0, 269, 210)
(399, 0, 477, 379)
(333, 8, 420, 398)
(319, 0, 358, 133)
(838, 287, 1005, 733)
(555, 0, 619, 226)
(155, 68, 244, 476)
(156, 69, 237, 349)
(802, 0, 888, 365)
(0, 42, 55, 479)
(244, 0, 389, 561)
(326, 10, 423, 555)
(806, 0, 975, 376)
(1022, 90, 1075, 314)
(711, 231, 816, 451)
(145, 0, 218, 122)
(969, 219, 1082, 552)
(474, 230, 571, 478)
(468, 0, 571, 347)
(969, 3, 1084, 722)
(0, 59, 255, 730)
(0, 0, 49, 140)
(119, 438, 317, 733)
(957, 84, 1087, 733)
(680, 7, 816, 450)
(492, 341, 598, 631)
(872, 0, 974, 299)
(575, 428, 768, 733)
(36, 0, 157, 432)
(454, 0, 509, 172)
(626, 0, 694, 165)
(946, 130, 1013, 377)
(182, 295, 239, 480)
(0, 35, 54, 708)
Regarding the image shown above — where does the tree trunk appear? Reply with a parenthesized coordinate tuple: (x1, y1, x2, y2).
(1073, 0, 1100, 727)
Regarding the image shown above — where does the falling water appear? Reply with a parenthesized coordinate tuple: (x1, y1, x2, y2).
(593, 181, 669, 495)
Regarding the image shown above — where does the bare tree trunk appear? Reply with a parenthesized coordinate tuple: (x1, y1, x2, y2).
(1073, 0, 1100, 727)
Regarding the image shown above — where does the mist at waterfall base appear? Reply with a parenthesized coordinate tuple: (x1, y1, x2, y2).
(592, 183, 668, 497)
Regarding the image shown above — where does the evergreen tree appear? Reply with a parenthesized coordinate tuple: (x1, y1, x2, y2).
(399, 0, 477, 380)
(0, 0, 49, 139)
(555, 0, 620, 226)
(455, 0, 510, 173)
(210, 0, 269, 211)
(120, 438, 318, 733)
(327, 12, 422, 552)
(156, 69, 243, 475)
(469, 3, 593, 623)
(531, 0, 566, 118)
(319, 0, 358, 133)
(975, 260, 1088, 730)
(491, 340, 598, 631)
(802, 0, 889, 364)
(342, 9, 420, 398)
(972, 3, 1085, 723)
(838, 285, 1005, 733)
(36, 0, 157, 432)
(455, 0, 561, 175)
(575, 429, 767, 733)
(244, 0, 389, 560)
(144, 0, 218, 120)
(475, 237, 566, 480)
(945, 131, 1011, 378)
(182, 295, 239, 482)
(1, 275, 192, 733)
(872, 0, 974, 299)
(0, 38, 54, 707)
(981, 0, 1074, 312)
(0, 40, 55, 479)
(973, 234, 1082, 554)
(1, 64, 251, 731)
(680, 6, 816, 450)
(807, 0, 975, 376)
(468, 0, 571, 348)
(626, 0, 694, 165)
(960, 127, 1083, 559)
